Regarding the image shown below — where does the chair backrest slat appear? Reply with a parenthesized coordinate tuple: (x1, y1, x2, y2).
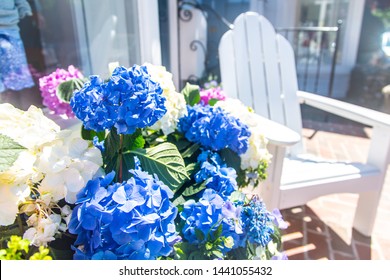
(219, 12, 304, 155)
(276, 34, 304, 154)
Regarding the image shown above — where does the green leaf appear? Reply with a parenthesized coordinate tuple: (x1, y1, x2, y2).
(128, 142, 189, 191)
(172, 194, 187, 206)
(208, 98, 219, 106)
(121, 154, 136, 181)
(185, 162, 199, 176)
(182, 181, 207, 197)
(181, 143, 200, 158)
(195, 229, 205, 241)
(219, 148, 241, 173)
(81, 126, 106, 141)
(214, 224, 223, 240)
(212, 250, 224, 259)
(56, 78, 85, 103)
(123, 129, 145, 151)
(103, 129, 120, 162)
(0, 134, 26, 172)
(181, 82, 200, 106)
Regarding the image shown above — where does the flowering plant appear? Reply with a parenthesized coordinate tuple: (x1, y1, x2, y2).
(0, 63, 286, 260)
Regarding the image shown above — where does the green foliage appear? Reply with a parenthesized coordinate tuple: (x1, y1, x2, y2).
(29, 246, 52, 260)
(128, 143, 189, 191)
(181, 83, 201, 106)
(0, 134, 26, 172)
(81, 126, 106, 142)
(56, 78, 85, 103)
(208, 98, 219, 106)
(372, 7, 390, 28)
(0, 235, 52, 260)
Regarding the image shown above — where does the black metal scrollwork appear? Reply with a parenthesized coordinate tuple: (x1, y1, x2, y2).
(178, 7, 193, 22)
(189, 40, 206, 54)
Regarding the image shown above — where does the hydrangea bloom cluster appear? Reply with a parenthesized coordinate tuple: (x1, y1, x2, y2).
(145, 63, 188, 135)
(241, 196, 275, 247)
(0, 104, 59, 226)
(194, 150, 238, 199)
(180, 189, 243, 251)
(70, 65, 167, 134)
(69, 167, 180, 260)
(178, 104, 251, 155)
(217, 98, 272, 170)
(23, 210, 69, 247)
(33, 130, 103, 204)
(0, 103, 103, 247)
(39, 65, 83, 117)
(199, 86, 226, 105)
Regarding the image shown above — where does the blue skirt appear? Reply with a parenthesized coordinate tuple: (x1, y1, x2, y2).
(0, 31, 34, 93)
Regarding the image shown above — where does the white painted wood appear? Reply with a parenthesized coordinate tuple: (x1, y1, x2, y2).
(341, 0, 365, 68)
(257, 144, 286, 210)
(219, 32, 238, 99)
(298, 91, 390, 128)
(353, 126, 390, 235)
(282, 155, 380, 186)
(253, 114, 300, 147)
(257, 16, 285, 124)
(244, 13, 270, 115)
(218, 12, 390, 236)
(168, 0, 180, 88)
(276, 34, 304, 155)
(232, 14, 256, 110)
(137, 0, 161, 65)
(179, 5, 207, 84)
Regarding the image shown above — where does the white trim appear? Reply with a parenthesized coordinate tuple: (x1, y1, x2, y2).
(137, 0, 162, 65)
(341, 0, 365, 67)
(70, 0, 92, 74)
(168, 0, 180, 88)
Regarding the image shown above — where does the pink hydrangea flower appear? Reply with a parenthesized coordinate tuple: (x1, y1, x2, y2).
(199, 87, 227, 105)
(39, 66, 83, 117)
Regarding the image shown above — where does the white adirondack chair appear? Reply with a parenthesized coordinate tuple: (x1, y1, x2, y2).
(218, 12, 390, 236)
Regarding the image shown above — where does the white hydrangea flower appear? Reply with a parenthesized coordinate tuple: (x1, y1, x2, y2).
(217, 98, 272, 170)
(0, 104, 59, 150)
(253, 245, 268, 260)
(23, 213, 61, 247)
(145, 63, 187, 135)
(34, 129, 103, 204)
(0, 104, 59, 226)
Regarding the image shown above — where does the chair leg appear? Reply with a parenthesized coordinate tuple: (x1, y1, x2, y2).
(353, 189, 383, 237)
(355, 127, 390, 236)
(259, 144, 285, 210)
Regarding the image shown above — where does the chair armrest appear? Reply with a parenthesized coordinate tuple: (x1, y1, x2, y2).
(298, 90, 390, 129)
(254, 114, 301, 147)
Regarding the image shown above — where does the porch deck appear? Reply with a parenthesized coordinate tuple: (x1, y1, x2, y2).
(281, 118, 390, 259)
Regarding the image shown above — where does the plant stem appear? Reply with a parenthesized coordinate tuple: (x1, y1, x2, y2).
(16, 214, 24, 236)
(119, 134, 124, 182)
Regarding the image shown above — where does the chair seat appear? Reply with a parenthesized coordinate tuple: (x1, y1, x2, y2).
(281, 154, 380, 187)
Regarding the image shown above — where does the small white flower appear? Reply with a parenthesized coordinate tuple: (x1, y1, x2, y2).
(145, 63, 188, 135)
(224, 236, 234, 249)
(23, 214, 61, 247)
(217, 98, 272, 170)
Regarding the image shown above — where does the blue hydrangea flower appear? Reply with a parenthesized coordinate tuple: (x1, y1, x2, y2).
(92, 136, 105, 153)
(270, 209, 288, 230)
(70, 76, 117, 132)
(69, 166, 180, 260)
(180, 189, 243, 251)
(194, 150, 238, 199)
(178, 105, 251, 155)
(241, 196, 275, 247)
(70, 65, 167, 134)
